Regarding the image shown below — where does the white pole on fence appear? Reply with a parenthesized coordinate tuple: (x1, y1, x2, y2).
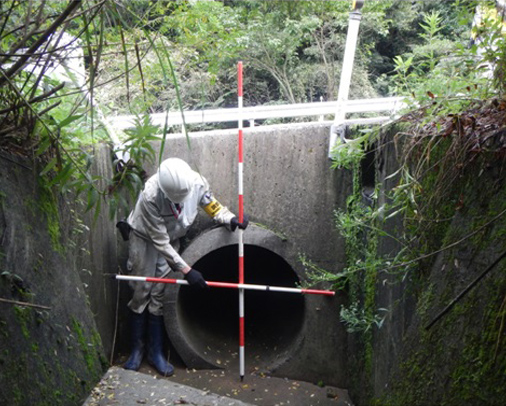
(329, 0, 365, 158)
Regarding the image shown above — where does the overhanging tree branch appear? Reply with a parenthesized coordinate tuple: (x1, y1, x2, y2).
(0, 82, 65, 115)
(0, 0, 82, 87)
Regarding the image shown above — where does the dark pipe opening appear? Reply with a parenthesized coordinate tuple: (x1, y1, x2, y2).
(361, 141, 376, 207)
(177, 244, 305, 368)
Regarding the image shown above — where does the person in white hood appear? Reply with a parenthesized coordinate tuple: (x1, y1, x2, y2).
(122, 157, 248, 376)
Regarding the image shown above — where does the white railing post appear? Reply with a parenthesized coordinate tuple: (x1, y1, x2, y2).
(329, 0, 365, 158)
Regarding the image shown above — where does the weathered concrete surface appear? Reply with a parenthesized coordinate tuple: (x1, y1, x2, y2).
(84, 365, 356, 406)
(370, 124, 416, 399)
(0, 123, 351, 404)
(147, 123, 351, 387)
(83, 366, 254, 406)
(0, 151, 107, 405)
(78, 145, 120, 361)
(152, 123, 350, 272)
(373, 127, 506, 405)
(343, 122, 506, 405)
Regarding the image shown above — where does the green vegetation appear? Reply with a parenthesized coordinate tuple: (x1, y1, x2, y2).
(0, 1, 482, 222)
(1, 1, 505, 405)
(13, 305, 32, 339)
(318, 0, 506, 325)
(378, 194, 506, 405)
(38, 186, 63, 253)
(72, 317, 105, 375)
(0, 302, 103, 406)
(313, 2, 506, 403)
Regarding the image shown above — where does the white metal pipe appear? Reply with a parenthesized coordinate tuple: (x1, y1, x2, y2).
(329, 8, 364, 157)
(334, 11, 363, 125)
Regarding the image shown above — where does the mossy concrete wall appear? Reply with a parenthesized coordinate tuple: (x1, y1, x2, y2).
(347, 124, 506, 405)
(4, 120, 503, 405)
(380, 147, 506, 405)
(0, 148, 113, 406)
(78, 145, 119, 359)
(0, 123, 353, 401)
(5, 120, 503, 405)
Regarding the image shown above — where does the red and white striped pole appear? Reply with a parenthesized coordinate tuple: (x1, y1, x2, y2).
(237, 61, 246, 382)
(115, 275, 336, 296)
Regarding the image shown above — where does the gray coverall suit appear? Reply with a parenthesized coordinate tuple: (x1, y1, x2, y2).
(126, 171, 235, 316)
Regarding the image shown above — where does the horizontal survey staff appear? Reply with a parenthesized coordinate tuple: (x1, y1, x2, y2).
(116, 275, 335, 296)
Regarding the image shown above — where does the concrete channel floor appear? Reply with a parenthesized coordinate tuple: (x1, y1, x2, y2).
(83, 366, 253, 406)
(83, 362, 354, 406)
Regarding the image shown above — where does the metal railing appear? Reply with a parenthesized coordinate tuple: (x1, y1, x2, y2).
(107, 96, 404, 131)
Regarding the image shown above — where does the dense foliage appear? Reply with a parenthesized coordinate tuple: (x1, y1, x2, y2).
(1, 2, 505, 403)
(94, 0, 477, 114)
(0, 0, 477, 164)
(329, 0, 506, 303)
(0, 0, 500, 281)
(0, 1, 480, 209)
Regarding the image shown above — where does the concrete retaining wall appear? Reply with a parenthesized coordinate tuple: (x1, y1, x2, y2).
(0, 150, 109, 405)
(0, 122, 355, 401)
(5, 118, 502, 404)
(147, 123, 351, 386)
(78, 145, 120, 359)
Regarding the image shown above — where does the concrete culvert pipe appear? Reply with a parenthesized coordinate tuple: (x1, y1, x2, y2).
(163, 225, 306, 371)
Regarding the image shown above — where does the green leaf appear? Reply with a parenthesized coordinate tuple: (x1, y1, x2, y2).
(40, 158, 58, 176)
(58, 115, 83, 129)
(128, 172, 142, 188)
(93, 197, 102, 224)
(49, 163, 73, 187)
(86, 187, 99, 213)
(36, 137, 52, 157)
(109, 197, 118, 220)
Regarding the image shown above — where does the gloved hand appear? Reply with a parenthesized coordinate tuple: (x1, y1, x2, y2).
(184, 269, 208, 290)
(230, 214, 249, 231)
(116, 220, 132, 241)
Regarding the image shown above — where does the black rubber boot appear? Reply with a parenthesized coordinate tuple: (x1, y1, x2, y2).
(147, 313, 174, 377)
(124, 310, 147, 371)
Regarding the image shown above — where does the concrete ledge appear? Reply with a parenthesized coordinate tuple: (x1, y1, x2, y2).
(83, 367, 254, 406)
